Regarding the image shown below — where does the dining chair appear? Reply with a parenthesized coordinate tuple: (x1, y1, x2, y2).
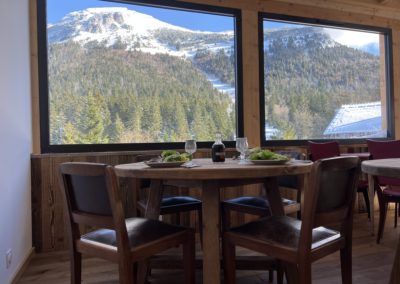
(367, 139, 400, 243)
(134, 154, 202, 242)
(220, 150, 302, 284)
(308, 141, 371, 218)
(221, 150, 303, 232)
(223, 156, 360, 284)
(58, 162, 195, 284)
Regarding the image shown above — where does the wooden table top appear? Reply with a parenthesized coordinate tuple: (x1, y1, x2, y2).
(361, 158, 400, 178)
(114, 158, 313, 180)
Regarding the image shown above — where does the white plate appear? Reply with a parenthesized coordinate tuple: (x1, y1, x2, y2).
(144, 161, 185, 168)
(249, 159, 290, 165)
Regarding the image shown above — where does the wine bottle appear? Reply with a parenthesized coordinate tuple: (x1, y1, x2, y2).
(212, 132, 225, 162)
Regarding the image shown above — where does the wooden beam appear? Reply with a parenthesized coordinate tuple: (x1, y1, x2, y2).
(30, 0, 40, 153)
(241, 10, 261, 147)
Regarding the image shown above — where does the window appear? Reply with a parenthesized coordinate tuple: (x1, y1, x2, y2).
(38, 0, 242, 152)
(259, 14, 393, 145)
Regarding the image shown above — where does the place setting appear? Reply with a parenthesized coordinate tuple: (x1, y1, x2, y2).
(143, 139, 199, 168)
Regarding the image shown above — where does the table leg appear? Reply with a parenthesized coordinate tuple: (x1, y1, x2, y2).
(201, 181, 221, 284)
(296, 173, 309, 220)
(368, 174, 375, 235)
(138, 180, 163, 284)
(144, 180, 163, 219)
(263, 177, 285, 216)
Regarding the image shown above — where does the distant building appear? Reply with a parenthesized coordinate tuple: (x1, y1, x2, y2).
(323, 102, 386, 138)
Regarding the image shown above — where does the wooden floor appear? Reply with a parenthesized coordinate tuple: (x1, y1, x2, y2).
(18, 210, 400, 284)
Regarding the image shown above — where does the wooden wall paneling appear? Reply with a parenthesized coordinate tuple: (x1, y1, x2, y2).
(392, 29, 400, 139)
(31, 157, 42, 251)
(241, 9, 261, 147)
(272, 0, 400, 20)
(178, 0, 400, 26)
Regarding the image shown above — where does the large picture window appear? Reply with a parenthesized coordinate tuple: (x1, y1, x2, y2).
(260, 14, 393, 145)
(38, 0, 242, 152)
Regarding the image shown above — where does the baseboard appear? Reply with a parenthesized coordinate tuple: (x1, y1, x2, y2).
(10, 247, 35, 284)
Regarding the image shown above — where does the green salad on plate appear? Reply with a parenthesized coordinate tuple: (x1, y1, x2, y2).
(160, 150, 191, 162)
(248, 148, 289, 161)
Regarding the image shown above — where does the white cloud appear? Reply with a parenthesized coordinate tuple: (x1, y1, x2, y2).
(323, 27, 379, 48)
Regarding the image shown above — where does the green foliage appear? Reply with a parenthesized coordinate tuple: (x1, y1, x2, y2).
(48, 42, 235, 144)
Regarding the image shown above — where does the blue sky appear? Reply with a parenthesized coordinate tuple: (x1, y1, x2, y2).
(47, 0, 234, 32)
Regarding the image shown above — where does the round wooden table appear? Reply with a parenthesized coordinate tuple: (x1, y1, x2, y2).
(115, 158, 313, 284)
(361, 158, 400, 284)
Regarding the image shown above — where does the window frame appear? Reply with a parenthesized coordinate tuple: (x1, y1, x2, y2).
(258, 12, 394, 147)
(37, 0, 243, 153)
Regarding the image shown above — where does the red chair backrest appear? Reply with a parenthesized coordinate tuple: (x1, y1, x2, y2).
(367, 140, 400, 186)
(308, 141, 340, 162)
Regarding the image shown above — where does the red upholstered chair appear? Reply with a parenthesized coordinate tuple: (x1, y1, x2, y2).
(308, 141, 340, 161)
(223, 156, 360, 284)
(367, 139, 400, 243)
(308, 141, 371, 218)
(58, 162, 195, 284)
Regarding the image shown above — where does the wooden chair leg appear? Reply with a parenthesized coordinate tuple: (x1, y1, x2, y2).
(298, 261, 312, 284)
(223, 234, 236, 284)
(398, 202, 400, 216)
(362, 189, 371, 219)
(340, 241, 352, 284)
(137, 260, 150, 284)
(276, 261, 284, 284)
(198, 208, 203, 249)
(377, 201, 388, 244)
(221, 206, 231, 232)
(118, 261, 134, 284)
(183, 230, 196, 284)
(70, 251, 82, 284)
(284, 262, 298, 284)
(268, 269, 274, 283)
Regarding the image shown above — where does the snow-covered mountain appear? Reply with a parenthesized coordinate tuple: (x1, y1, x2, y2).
(264, 26, 339, 53)
(48, 7, 233, 57)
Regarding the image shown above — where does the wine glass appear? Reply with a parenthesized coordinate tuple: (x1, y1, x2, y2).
(236, 137, 248, 164)
(185, 139, 197, 166)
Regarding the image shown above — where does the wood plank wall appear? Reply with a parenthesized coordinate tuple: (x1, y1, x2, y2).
(30, 0, 398, 252)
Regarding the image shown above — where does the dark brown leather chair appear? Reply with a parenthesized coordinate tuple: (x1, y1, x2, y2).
(58, 162, 195, 284)
(134, 155, 202, 242)
(223, 156, 359, 284)
(221, 150, 304, 232)
(308, 140, 371, 218)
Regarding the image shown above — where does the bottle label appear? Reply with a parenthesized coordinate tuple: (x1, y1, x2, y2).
(215, 152, 225, 156)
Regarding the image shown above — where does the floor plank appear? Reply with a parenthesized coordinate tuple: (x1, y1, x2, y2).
(18, 210, 399, 283)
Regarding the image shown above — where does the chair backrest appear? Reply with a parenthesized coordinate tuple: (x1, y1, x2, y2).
(58, 162, 126, 233)
(367, 139, 400, 186)
(300, 156, 359, 251)
(308, 141, 340, 161)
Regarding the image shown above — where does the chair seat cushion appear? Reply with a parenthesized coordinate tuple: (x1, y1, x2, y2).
(161, 196, 202, 207)
(277, 175, 298, 189)
(223, 196, 297, 209)
(81, 217, 185, 248)
(230, 215, 340, 249)
(383, 185, 400, 198)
